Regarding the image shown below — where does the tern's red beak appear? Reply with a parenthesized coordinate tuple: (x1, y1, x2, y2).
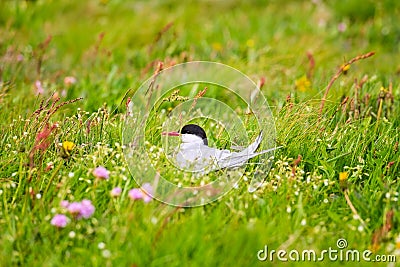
(162, 131, 180, 136)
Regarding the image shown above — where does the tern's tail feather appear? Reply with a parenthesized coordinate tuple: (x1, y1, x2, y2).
(235, 131, 263, 156)
(216, 131, 280, 169)
(218, 146, 280, 169)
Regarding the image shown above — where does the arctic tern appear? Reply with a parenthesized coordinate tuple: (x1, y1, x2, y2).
(163, 124, 278, 173)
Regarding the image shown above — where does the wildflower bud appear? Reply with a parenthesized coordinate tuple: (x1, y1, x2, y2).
(19, 142, 26, 152)
(34, 80, 45, 95)
(79, 200, 95, 219)
(128, 188, 143, 200)
(110, 187, 122, 197)
(379, 87, 386, 99)
(67, 202, 82, 217)
(64, 76, 77, 86)
(60, 200, 69, 208)
(67, 200, 95, 219)
(128, 183, 153, 203)
(92, 166, 110, 180)
(51, 214, 69, 228)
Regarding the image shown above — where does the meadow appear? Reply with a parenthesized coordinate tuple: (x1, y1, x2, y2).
(0, 0, 399, 266)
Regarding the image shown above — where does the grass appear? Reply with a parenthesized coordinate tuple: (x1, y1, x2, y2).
(0, 0, 399, 266)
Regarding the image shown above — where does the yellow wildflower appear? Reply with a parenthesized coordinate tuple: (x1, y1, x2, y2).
(295, 75, 311, 92)
(339, 172, 349, 181)
(212, 42, 222, 52)
(341, 63, 350, 75)
(62, 141, 75, 158)
(246, 39, 255, 48)
(342, 64, 350, 72)
(339, 171, 349, 190)
(369, 244, 380, 253)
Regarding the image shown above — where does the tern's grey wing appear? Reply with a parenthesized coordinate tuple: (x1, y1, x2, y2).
(176, 144, 232, 172)
(201, 146, 232, 160)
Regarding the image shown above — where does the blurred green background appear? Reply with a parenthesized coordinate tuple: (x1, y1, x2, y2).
(1, 0, 400, 111)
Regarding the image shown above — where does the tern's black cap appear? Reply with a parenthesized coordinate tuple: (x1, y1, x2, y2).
(180, 124, 208, 145)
